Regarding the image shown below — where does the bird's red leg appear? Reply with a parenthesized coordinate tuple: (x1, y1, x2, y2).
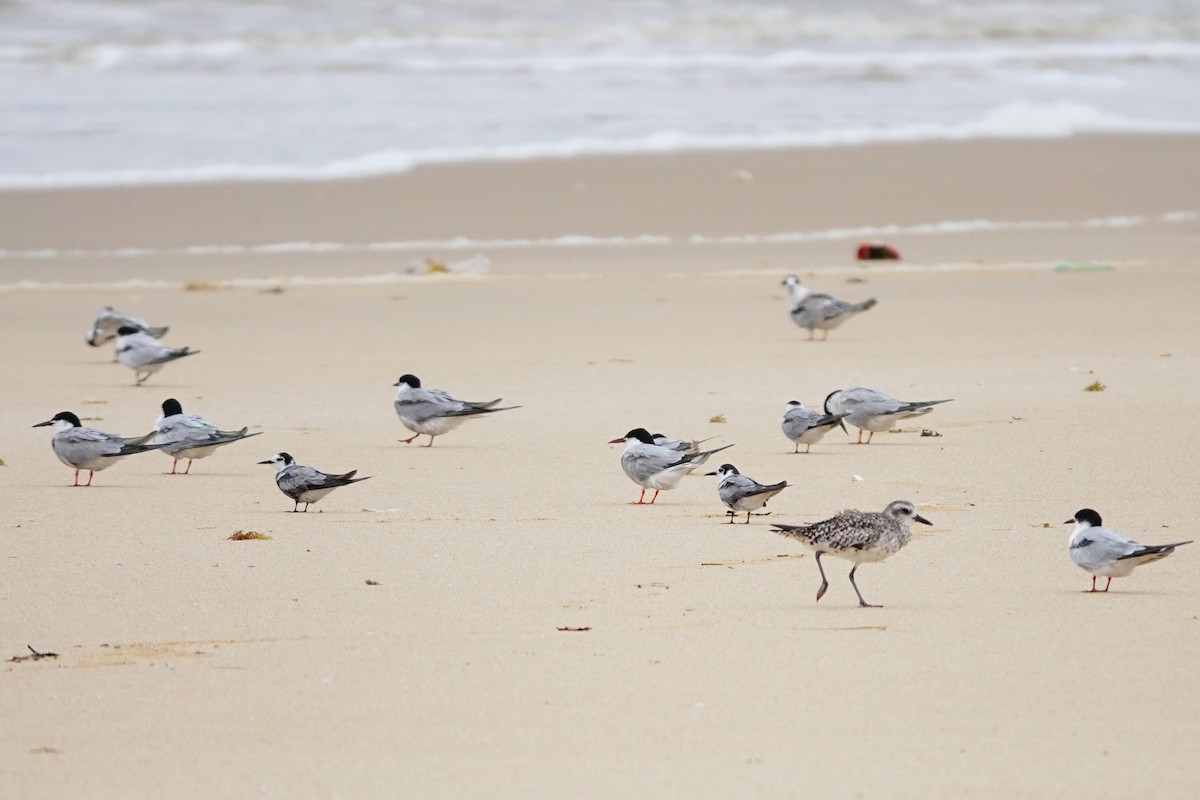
(184, 459, 193, 475)
(1103, 577, 1112, 592)
(169, 458, 178, 474)
(72, 469, 80, 487)
(400, 432, 419, 444)
(85, 470, 94, 487)
(866, 431, 874, 444)
(649, 490, 660, 504)
(424, 435, 436, 447)
(1085, 575, 1098, 593)
(634, 489, 646, 505)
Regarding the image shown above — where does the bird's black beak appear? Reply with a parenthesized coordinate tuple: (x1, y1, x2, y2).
(838, 418, 848, 434)
(1062, 518, 1075, 525)
(914, 514, 933, 526)
(257, 459, 274, 465)
(704, 471, 718, 476)
(391, 381, 400, 387)
(32, 420, 53, 428)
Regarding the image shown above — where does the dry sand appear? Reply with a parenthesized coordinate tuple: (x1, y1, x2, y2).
(2, 135, 1199, 798)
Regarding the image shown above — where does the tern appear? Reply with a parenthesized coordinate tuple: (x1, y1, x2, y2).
(788, 284, 877, 341)
(154, 398, 262, 474)
(258, 452, 371, 512)
(650, 433, 719, 454)
(33, 411, 159, 486)
(1065, 509, 1192, 593)
(87, 306, 169, 356)
(608, 428, 732, 505)
(115, 325, 199, 385)
(392, 374, 519, 447)
(825, 386, 952, 444)
(706, 463, 787, 523)
(781, 400, 847, 453)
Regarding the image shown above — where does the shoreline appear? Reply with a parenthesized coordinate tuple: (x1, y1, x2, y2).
(2, 130, 1198, 798)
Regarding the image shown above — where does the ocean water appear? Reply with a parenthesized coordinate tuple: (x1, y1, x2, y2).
(1, 0, 1198, 188)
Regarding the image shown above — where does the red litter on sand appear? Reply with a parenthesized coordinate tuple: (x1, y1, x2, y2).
(856, 242, 901, 260)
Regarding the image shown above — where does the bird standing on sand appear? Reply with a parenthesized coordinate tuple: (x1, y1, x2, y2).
(825, 386, 952, 444)
(781, 400, 847, 453)
(33, 411, 160, 486)
(115, 325, 199, 385)
(258, 452, 370, 512)
(392, 374, 519, 447)
(785, 278, 877, 340)
(1065, 508, 1192, 593)
(707, 463, 787, 523)
(772, 500, 931, 607)
(154, 398, 262, 474)
(608, 427, 733, 505)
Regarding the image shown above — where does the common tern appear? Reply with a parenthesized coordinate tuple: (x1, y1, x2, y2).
(781, 400, 847, 453)
(115, 326, 199, 385)
(825, 386, 952, 444)
(788, 286, 877, 341)
(706, 463, 787, 524)
(33, 411, 159, 486)
(651, 433, 719, 454)
(392, 374, 519, 447)
(87, 306, 169, 354)
(608, 428, 733, 505)
(1065, 508, 1192, 593)
(772, 500, 931, 607)
(258, 452, 371, 512)
(154, 398, 262, 474)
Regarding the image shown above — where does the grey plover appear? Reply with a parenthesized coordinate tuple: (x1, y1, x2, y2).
(772, 500, 931, 607)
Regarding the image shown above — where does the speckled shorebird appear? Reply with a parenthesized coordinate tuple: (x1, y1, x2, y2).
(608, 428, 733, 505)
(772, 500, 931, 607)
(1065, 508, 1192, 593)
(780, 400, 847, 453)
(258, 452, 371, 512)
(825, 386, 952, 444)
(707, 464, 787, 524)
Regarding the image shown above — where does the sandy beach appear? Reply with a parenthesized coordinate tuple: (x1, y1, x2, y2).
(2, 135, 1199, 798)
